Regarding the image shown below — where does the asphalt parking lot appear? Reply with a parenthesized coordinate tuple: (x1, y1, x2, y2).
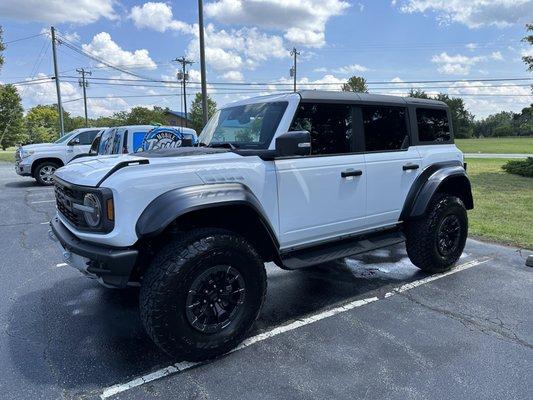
(0, 161, 531, 400)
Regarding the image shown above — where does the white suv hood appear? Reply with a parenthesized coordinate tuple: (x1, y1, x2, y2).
(21, 143, 62, 152)
(54, 155, 147, 187)
(54, 150, 242, 187)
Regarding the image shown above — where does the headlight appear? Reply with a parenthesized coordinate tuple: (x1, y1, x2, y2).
(82, 193, 102, 227)
(21, 149, 34, 158)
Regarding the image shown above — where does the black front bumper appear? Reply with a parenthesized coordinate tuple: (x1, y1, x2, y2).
(50, 216, 138, 287)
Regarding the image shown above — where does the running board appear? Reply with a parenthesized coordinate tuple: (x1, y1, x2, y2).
(280, 230, 405, 270)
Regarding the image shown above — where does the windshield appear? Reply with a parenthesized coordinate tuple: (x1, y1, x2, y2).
(54, 130, 79, 143)
(198, 101, 288, 149)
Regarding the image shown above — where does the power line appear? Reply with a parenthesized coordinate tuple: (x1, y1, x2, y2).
(4, 32, 46, 45)
(57, 74, 533, 86)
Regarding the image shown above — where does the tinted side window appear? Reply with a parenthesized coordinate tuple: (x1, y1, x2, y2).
(77, 130, 99, 145)
(290, 103, 353, 155)
(89, 134, 101, 154)
(416, 108, 451, 143)
(361, 106, 409, 152)
(111, 131, 123, 154)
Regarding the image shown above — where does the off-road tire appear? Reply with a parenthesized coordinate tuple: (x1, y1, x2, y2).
(140, 228, 267, 361)
(34, 161, 59, 186)
(405, 194, 468, 272)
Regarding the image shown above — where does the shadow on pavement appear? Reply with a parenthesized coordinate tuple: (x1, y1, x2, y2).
(7, 246, 425, 394)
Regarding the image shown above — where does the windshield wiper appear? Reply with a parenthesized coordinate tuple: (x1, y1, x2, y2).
(207, 142, 237, 150)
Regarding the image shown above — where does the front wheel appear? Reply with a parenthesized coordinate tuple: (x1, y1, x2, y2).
(34, 162, 59, 186)
(140, 228, 267, 361)
(405, 194, 468, 272)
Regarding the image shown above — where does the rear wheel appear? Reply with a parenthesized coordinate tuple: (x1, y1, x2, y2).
(405, 194, 468, 272)
(34, 162, 59, 186)
(140, 228, 267, 360)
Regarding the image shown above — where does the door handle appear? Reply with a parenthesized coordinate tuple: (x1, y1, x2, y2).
(341, 169, 363, 178)
(402, 164, 419, 171)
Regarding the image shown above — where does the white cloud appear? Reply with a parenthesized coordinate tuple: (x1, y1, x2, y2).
(82, 32, 157, 70)
(19, 73, 79, 109)
(0, 0, 116, 24)
(397, 0, 533, 28)
(491, 51, 504, 61)
(186, 24, 287, 72)
(431, 52, 485, 75)
(204, 0, 350, 47)
(466, 43, 477, 51)
(220, 71, 244, 82)
(312, 64, 369, 75)
(448, 81, 533, 118)
(332, 64, 368, 74)
(130, 2, 193, 33)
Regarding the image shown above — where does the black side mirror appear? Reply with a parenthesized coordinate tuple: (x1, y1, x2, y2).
(275, 131, 311, 157)
(68, 137, 80, 146)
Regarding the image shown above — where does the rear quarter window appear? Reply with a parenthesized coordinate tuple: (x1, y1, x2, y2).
(416, 108, 451, 143)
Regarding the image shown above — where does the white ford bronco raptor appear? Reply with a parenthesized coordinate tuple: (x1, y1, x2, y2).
(49, 91, 473, 360)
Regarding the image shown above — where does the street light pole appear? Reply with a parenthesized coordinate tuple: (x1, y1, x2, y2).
(198, 0, 209, 125)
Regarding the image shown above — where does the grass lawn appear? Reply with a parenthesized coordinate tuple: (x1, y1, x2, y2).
(456, 137, 533, 154)
(0, 149, 15, 162)
(467, 158, 533, 249)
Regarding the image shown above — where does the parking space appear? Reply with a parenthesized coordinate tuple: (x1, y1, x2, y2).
(0, 162, 531, 400)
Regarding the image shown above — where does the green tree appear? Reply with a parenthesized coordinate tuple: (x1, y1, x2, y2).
(190, 92, 217, 134)
(523, 24, 533, 71)
(0, 84, 26, 149)
(0, 26, 5, 71)
(26, 105, 60, 142)
(407, 88, 431, 99)
(342, 76, 368, 93)
(124, 106, 166, 125)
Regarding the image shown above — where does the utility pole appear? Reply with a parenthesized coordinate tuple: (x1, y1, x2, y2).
(51, 27, 65, 136)
(198, 0, 208, 125)
(173, 57, 194, 128)
(290, 47, 300, 93)
(76, 68, 91, 127)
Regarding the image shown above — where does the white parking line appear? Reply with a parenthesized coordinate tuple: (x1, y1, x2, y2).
(100, 257, 491, 399)
(30, 200, 55, 204)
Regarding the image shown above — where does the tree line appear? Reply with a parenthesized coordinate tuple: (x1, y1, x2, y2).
(0, 88, 217, 149)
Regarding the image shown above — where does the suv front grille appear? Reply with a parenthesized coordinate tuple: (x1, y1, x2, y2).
(54, 180, 85, 228)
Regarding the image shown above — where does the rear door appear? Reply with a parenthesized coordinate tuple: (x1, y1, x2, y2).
(275, 102, 367, 249)
(361, 105, 422, 228)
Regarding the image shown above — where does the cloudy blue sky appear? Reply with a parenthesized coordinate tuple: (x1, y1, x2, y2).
(1, 0, 532, 119)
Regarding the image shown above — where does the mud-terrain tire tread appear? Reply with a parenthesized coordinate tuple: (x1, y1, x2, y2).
(140, 228, 267, 361)
(405, 194, 468, 272)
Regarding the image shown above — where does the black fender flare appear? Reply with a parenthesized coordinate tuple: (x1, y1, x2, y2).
(401, 161, 473, 220)
(135, 183, 279, 247)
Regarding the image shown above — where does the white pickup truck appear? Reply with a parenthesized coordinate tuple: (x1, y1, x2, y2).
(15, 128, 106, 185)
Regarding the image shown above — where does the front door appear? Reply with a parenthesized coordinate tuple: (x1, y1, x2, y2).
(275, 102, 367, 250)
(66, 129, 100, 161)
